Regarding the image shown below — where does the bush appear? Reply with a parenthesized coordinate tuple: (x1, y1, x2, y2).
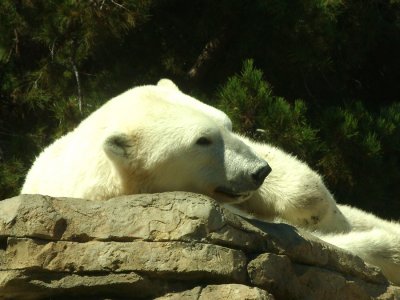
(218, 60, 320, 161)
(217, 60, 400, 219)
(1, 1, 399, 218)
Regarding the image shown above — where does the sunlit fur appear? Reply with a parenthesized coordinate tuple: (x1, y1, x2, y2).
(228, 136, 400, 285)
(155, 79, 400, 285)
(22, 79, 400, 285)
(21, 81, 268, 204)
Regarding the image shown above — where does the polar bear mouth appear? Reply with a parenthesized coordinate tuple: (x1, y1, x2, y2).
(214, 186, 251, 203)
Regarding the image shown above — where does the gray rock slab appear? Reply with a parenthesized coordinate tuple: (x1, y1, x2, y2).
(248, 253, 400, 300)
(242, 218, 387, 284)
(0, 193, 267, 252)
(1, 237, 247, 282)
(156, 284, 275, 300)
(0, 270, 188, 300)
(0, 193, 388, 284)
(0, 192, 398, 299)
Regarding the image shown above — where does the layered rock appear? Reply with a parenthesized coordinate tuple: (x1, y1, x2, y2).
(0, 193, 398, 299)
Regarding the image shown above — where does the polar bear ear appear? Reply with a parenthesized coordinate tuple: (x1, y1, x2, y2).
(103, 134, 132, 161)
(157, 78, 180, 91)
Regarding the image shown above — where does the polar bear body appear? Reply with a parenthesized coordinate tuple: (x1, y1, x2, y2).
(22, 79, 400, 285)
(22, 82, 270, 202)
(227, 135, 350, 233)
(155, 82, 399, 284)
(315, 225, 400, 285)
(229, 136, 400, 285)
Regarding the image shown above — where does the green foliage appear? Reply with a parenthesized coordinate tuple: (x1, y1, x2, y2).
(317, 102, 400, 213)
(218, 60, 319, 160)
(0, 0, 151, 199)
(218, 61, 400, 217)
(0, 159, 26, 199)
(0, 1, 399, 217)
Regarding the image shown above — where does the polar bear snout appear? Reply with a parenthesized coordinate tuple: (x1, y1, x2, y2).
(223, 134, 272, 196)
(252, 164, 272, 187)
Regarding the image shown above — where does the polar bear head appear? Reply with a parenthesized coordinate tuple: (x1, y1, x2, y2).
(22, 81, 270, 203)
(100, 83, 271, 203)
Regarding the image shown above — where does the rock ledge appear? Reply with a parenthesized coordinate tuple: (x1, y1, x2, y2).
(0, 193, 398, 299)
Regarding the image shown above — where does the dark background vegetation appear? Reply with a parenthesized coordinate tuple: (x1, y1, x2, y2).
(1, 0, 399, 219)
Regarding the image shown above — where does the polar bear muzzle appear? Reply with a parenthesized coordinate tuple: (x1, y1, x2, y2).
(214, 164, 271, 197)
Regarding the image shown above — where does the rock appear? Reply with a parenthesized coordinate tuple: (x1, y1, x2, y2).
(242, 218, 386, 284)
(248, 253, 303, 299)
(3, 238, 246, 282)
(156, 284, 275, 299)
(0, 193, 264, 249)
(248, 253, 398, 300)
(0, 192, 399, 299)
(0, 270, 178, 299)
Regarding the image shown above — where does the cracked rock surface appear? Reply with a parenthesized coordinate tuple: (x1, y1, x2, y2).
(0, 192, 399, 299)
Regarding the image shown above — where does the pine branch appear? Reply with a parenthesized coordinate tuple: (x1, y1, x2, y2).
(187, 37, 221, 80)
(6, 29, 20, 62)
(109, 0, 130, 11)
(70, 57, 83, 113)
(13, 29, 19, 57)
(187, 26, 232, 80)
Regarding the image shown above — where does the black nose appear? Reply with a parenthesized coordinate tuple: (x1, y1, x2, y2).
(252, 164, 272, 187)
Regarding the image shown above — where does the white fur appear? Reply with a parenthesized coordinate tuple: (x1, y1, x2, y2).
(314, 229, 400, 285)
(154, 81, 400, 285)
(230, 135, 351, 233)
(157, 79, 233, 130)
(22, 79, 400, 285)
(22, 82, 269, 204)
(338, 204, 400, 233)
(230, 136, 400, 285)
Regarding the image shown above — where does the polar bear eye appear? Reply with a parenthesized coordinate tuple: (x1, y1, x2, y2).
(196, 137, 212, 146)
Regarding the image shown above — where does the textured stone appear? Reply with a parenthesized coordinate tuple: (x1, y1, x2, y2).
(248, 253, 400, 300)
(243, 218, 387, 284)
(156, 284, 275, 299)
(0, 193, 267, 252)
(0, 193, 399, 299)
(248, 253, 302, 299)
(0, 193, 222, 242)
(2, 238, 246, 282)
(0, 270, 185, 299)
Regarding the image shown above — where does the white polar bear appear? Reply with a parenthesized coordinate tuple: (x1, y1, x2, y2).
(229, 135, 351, 233)
(230, 136, 400, 285)
(21, 82, 271, 203)
(22, 79, 400, 285)
(155, 79, 400, 285)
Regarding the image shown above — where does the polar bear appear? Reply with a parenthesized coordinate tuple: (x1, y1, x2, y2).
(22, 79, 400, 285)
(230, 136, 400, 285)
(21, 82, 271, 203)
(155, 79, 400, 285)
(154, 80, 350, 232)
(229, 135, 351, 233)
